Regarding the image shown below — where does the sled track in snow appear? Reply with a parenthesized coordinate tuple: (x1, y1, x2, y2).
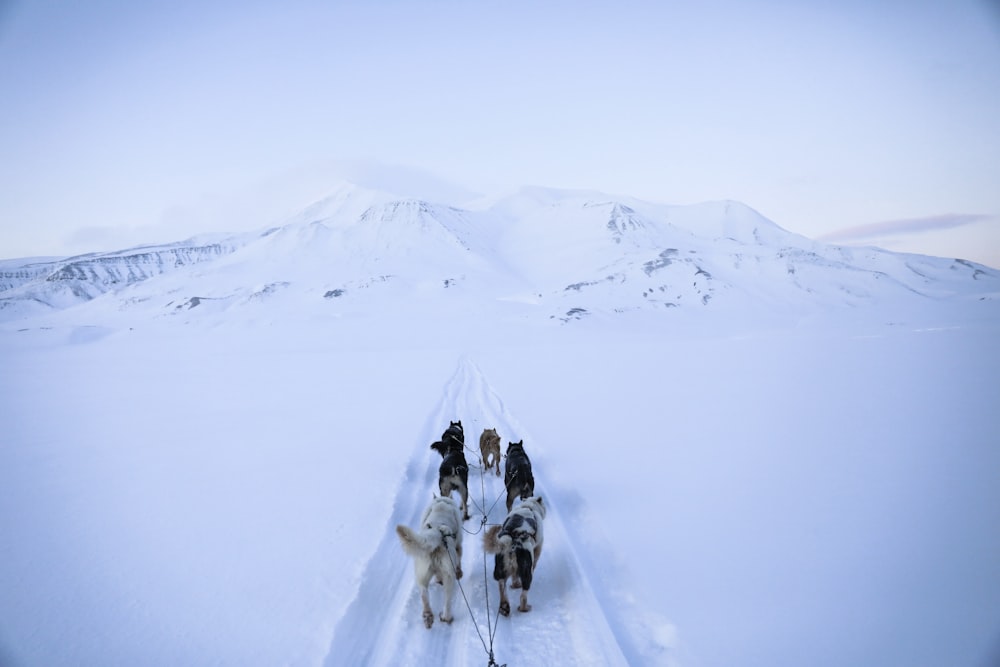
(323, 356, 641, 667)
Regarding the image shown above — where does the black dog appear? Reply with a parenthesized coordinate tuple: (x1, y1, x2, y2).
(430, 420, 470, 520)
(504, 440, 535, 512)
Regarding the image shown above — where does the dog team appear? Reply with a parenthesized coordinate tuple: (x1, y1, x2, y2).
(395, 420, 546, 629)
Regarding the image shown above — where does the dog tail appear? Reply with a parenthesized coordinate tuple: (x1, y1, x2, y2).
(396, 525, 438, 557)
(484, 525, 529, 554)
(483, 525, 513, 554)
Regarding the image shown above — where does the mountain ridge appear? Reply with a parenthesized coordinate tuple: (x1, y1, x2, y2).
(1, 181, 997, 326)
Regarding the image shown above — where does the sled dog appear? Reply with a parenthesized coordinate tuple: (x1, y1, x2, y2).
(430, 420, 470, 520)
(396, 495, 464, 628)
(483, 496, 546, 615)
(479, 427, 502, 477)
(503, 440, 535, 512)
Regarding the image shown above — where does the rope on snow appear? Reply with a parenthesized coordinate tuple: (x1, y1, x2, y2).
(443, 450, 509, 667)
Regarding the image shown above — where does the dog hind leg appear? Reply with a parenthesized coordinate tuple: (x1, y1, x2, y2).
(518, 589, 531, 613)
(419, 582, 434, 628)
(494, 553, 511, 616)
(445, 536, 463, 580)
(516, 547, 534, 611)
(459, 483, 470, 520)
(512, 546, 533, 590)
(497, 578, 510, 617)
(440, 574, 455, 624)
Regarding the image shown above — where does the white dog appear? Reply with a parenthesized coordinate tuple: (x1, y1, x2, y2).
(483, 496, 545, 615)
(396, 495, 464, 628)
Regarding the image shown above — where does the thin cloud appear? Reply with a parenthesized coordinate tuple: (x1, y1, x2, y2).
(819, 214, 993, 243)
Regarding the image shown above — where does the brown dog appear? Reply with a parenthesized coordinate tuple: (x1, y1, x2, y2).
(479, 428, 502, 477)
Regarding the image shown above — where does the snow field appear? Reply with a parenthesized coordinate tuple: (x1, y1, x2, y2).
(2, 316, 999, 666)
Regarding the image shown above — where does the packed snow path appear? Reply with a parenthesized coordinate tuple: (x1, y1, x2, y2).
(323, 357, 636, 666)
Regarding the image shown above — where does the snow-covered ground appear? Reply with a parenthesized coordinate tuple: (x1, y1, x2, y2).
(2, 183, 999, 666)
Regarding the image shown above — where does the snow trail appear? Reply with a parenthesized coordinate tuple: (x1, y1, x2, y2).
(323, 356, 632, 666)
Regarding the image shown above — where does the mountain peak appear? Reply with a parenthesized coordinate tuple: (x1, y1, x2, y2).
(664, 199, 811, 249)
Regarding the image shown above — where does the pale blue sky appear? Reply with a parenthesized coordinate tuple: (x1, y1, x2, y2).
(2, 0, 999, 267)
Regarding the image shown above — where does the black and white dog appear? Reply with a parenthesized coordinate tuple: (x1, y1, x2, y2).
(503, 440, 535, 512)
(396, 495, 464, 629)
(483, 496, 546, 616)
(430, 420, 470, 520)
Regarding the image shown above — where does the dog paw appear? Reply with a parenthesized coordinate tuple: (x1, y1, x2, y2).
(499, 600, 510, 617)
(518, 602, 532, 613)
(440, 613, 453, 624)
(423, 611, 434, 629)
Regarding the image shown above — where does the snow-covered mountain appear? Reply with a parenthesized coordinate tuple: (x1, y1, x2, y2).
(2, 182, 997, 327)
(0, 236, 248, 320)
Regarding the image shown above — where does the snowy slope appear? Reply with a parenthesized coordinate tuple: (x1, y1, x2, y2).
(0, 236, 249, 320)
